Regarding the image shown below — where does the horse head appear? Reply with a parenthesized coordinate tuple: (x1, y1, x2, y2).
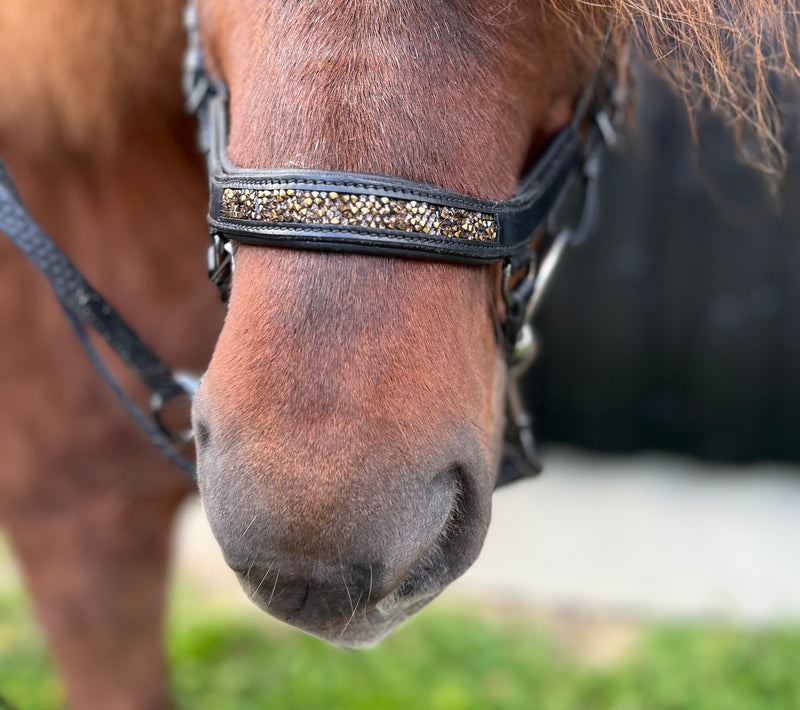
(190, 0, 605, 646)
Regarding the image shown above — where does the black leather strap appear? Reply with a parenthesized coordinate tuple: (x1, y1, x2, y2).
(0, 161, 197, 478)
(205, 87, 582, 264)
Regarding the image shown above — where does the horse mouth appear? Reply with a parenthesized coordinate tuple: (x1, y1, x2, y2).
(235, 491, 473, 647)
(240, 573, 443, 648)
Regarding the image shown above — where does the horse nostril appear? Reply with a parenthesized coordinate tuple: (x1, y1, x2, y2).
(394, 465, 481, 599)
(232, 472, 465, 618)
(194, 419, 211, 449)
(427, 466, 465, 535)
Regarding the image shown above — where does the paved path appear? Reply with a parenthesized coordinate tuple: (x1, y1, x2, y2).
(451, 449, 800, 623)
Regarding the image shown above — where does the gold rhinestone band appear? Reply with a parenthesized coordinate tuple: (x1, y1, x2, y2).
(220, 187, 497, 242)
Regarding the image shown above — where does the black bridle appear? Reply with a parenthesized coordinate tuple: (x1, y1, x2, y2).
(184, 4, 620, 483)
(0, 4, 620, 486)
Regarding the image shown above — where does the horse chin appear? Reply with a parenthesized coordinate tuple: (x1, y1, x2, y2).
(317, 595, 440, 649)
(240, 577, 440, 648)
(230, 518, 474, 646)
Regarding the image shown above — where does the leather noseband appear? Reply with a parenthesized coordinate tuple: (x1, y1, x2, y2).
(204, 88, 581, 265)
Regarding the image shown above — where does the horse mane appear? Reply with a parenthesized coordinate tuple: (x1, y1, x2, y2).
(551, 0, 800, 178)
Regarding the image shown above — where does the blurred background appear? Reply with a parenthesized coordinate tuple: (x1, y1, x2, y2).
(2, 70, 800, 709)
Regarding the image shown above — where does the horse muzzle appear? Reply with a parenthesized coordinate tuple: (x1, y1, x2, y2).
(193, 418, 492, 646)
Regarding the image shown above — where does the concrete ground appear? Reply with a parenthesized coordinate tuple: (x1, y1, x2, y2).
(452, 448, 800, 623)
(173, 447, 800, 625)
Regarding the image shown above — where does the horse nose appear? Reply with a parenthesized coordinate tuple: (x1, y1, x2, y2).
(235, 560, 389, 630)
(198, 453, 491, 641)
(224, 466, 455, 591)
(230, 469, 466, 631)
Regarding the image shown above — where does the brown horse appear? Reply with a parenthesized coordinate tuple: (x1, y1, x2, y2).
(1, 0, 796, 707)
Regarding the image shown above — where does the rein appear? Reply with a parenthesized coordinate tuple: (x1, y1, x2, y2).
(0, 161, 198, 477)
(0, 4, 620, 486)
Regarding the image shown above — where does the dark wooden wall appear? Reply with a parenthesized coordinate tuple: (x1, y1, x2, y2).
(531, 74, 800, 463)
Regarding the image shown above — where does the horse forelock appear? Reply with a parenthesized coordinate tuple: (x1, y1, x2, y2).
(3, 0, 796, 178)
(207, 0, 800, 188)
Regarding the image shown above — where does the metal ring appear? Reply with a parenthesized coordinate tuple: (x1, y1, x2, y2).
(150, 371, 201, 444)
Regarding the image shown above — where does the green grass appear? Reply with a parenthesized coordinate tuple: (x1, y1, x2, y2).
(2, 585, 800, 710)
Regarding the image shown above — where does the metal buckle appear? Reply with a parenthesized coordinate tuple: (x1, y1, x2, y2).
(497, 107, 615, 486)
(207, 232, 233, 300)
(498, 369, 543, 483)
(501, 116, 608, 362)
(501, 260, 536, 365)
(523, 129, 607, 325)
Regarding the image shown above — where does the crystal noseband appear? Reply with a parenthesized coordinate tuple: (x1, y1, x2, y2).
(204, 87, 583, 265)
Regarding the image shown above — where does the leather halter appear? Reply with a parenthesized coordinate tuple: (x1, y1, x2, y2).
(184, 5, 620, 484)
